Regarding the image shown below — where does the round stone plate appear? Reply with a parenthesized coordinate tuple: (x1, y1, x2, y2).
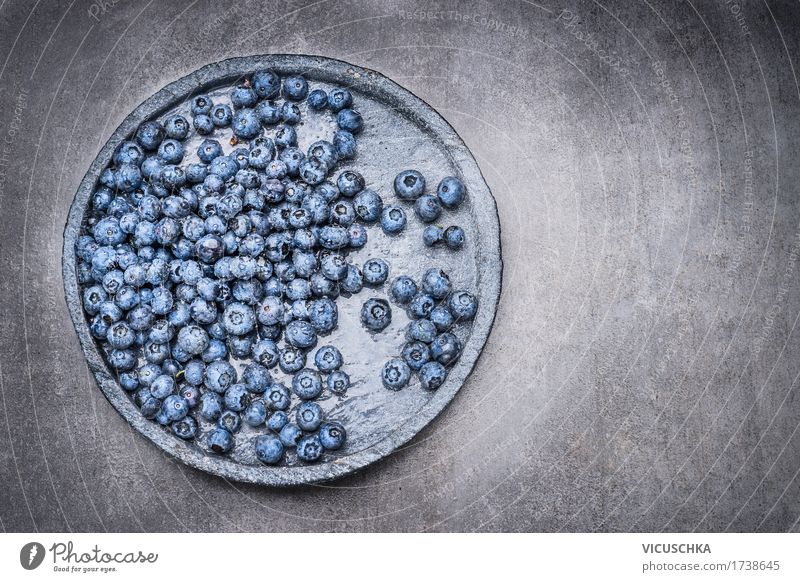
(63, 54, 502, 486)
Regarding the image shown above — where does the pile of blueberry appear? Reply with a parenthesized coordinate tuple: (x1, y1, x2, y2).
(76, 67, 478, 467)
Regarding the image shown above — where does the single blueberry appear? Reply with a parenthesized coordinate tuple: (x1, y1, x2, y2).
(380, 204, 407, 234)
(207, 428, 234, 454)
(382, 358, 411, 391)
(407, 318, 437, 343)
(436, 176, 466, 209)
(394, 169, 426, 200)
(172, 416, 197, 440)
(282, 75, 309, 100)
(327, 370, 350, 395)
(360, 297, 392, 332)
(362, 258, 389, 286)
(353, 189, 382, 222)
(314, 345, 343, 373)
(292, 368, 323, 400)
(422, 268, 452, 299)
(243, 399, 268, 427)
(199, 392, 223, 422)
(390, 276, 417, 304)
(297, 434, 323, 462)
(296, 401, 323, 432)
(414, 195, 442, 223)
(337, 108, 363, 133)
(307, 88, 328, 110)
(448, 290, 478, 321)
(402, 341, 431, 371)
(431, 332, 462, 365)
(319, 422, 347, 450)
(419, 361, 447, 390)
(265, 382, 291, 411)
(279, 423, 303, 448)
(255, 434, 284, 464)
(444, 225, 465, 250)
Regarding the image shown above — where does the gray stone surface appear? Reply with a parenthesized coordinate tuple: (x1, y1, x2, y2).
(1, 0, 799, 532)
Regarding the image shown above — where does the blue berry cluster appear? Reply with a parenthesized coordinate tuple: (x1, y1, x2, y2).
(381, 268, 478, 391)
(77, 66, 479, 468)
(392, 169, 467, 250)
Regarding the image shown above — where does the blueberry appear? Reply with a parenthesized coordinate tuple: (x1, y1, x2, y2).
(243, 362, 272, 393)
(164, 114, 189, 140)
(402, 341, 431, 371)
(407, 318, 437, 343)
(202, 338, 228, 362)
(394, 169, 425, 200)
(318, 422, 346, 450)
(150, 374, 175, 399)
(353, 189, 382, 222)
(333, 130, 356, 159)
(256, 296, 284, 326)
(422, 268, 451, 299)
(179, 384, 200, 408)
(115, 163, 142, 192)
(430, 332, 462, 365)
(422, 224, 444, 247)
(255, 434, 284, 464)
(252, 339, 279, 368)
(297, 434, 323, 462)
(341, 264, 364, 295)
(162, 394, 189, 422)
(177, 324, 209, 355)
(233, 108, 261, 139)
(360, 297, 392, 332)
(327, 88, 353, 112)
(205, 360, 237, 393)
(409, 293, 435, 318)
(191, 94, 213, 115)
(231, 85, 257, 109)
(419, 361, 447, 390)
(308, 140, 337, 169)
(444, 225, 465, 250)
(307, 88, 328, 110)
(207, 428, 234, 454)
(317, 225, 349, 249)
(330, 200, 356, 227)
(222, 302, 256, 336)
(436, 176, 466, 209)
(327, 370, 350, 395)
(140, 396, 162, 419)
(320, 253, 348, 281)
(314, 345, 343, 372)
(288, 368, 321, 401)
(382, 358, 411, 391)
(171, 416, 197, 440)
(280, 101, 302, 125)
(362, 258, 389, 285)
(348, 223, 367, 248)
(107, 321, 136, 349)
(199, 392, 223, 421)
(265, 382, 291, 411)
(262, 411, 286, 433)
(448, 290, 478, 321)
(390, 276, 417, 304)
(274, 124, 297, 148)
(337, 108, 362, 133)
(279, 423, 303, 448)
(380, 204, 407, 234)
(282, 75, 309, 100)
(285, 319, 317, 349)
(298, 157, 328, 185)
(119, 372, 139, 391)
(197, 138, 223, 163)
(193, 114, 214, 135)
(243, 399, 268, 427)
(279, 346, 306, 374)
(414, 195, 442, 222)
(113, 141, 145, 166)
(224, 383, 250, 412)
(157, 138, 184, 165)
(252, 69, 281, 99)
(429, 305, 454, 332)
(218, 409, 242, 433)
(296, 401, 323, 431)
(135, 120, 165, 151)
(195, 234, 224, 264)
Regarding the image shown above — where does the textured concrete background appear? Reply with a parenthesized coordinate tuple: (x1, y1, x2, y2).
(1, 0, 799, 532)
